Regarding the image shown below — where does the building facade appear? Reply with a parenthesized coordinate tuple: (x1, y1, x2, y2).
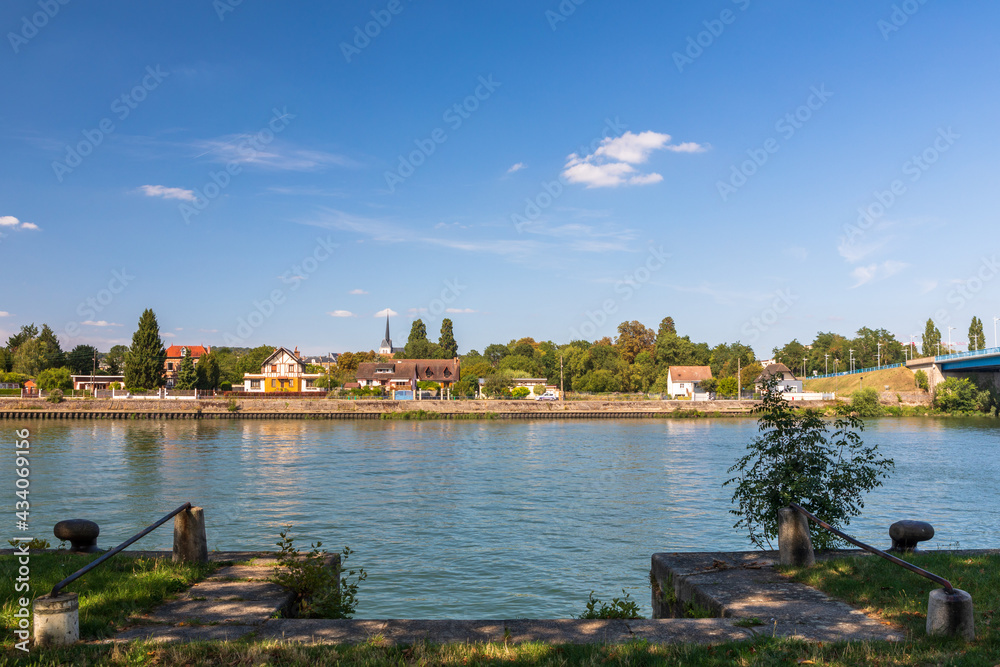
(666, 366, 713, 397)
(241, 347, 325, 393)
(164, 345, 210, 389)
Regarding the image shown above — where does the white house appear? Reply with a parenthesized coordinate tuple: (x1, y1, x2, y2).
(666, 366, 713, 397)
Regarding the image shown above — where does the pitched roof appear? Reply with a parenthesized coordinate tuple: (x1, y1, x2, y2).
(165, 345, 210, 359)
(757, 363, 796, 381)
(669, 366, 713, 382)
(415, 359, 460, 381)
(355, 358, 461, 382)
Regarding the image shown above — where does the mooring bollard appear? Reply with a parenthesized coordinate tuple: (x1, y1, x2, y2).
(172, 506, 208, 563)
(777, 506, 815, 567)
(33, 593, 79, 646)
(927, 588, 975, 640)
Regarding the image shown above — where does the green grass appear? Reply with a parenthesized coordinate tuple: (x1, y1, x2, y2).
(6, 634, 1000, 666)
(0, 552, 216, 644)
(781, 552, 1000, 639)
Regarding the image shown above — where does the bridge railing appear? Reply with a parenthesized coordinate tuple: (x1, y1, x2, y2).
(808, 362, 903, 381)
(934, 346, 1000, 363)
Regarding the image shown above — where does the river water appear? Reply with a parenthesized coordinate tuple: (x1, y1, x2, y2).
(4, 417, 997, 618)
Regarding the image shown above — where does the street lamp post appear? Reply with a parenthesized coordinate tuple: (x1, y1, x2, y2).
(909, 334, 916, 360)
(948, 326, 956, 354)
(834, 359, 839, 397)
(849, 348, 855, 373)
(824, 353, 829, 375)
(877, 342, 882, 369)
(802, 357, 806, 378)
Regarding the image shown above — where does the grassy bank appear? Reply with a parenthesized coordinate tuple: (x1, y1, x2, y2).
(803, 365, 923, 397)
(782, 552, 1000, 638)
(0, 552, 215, 646)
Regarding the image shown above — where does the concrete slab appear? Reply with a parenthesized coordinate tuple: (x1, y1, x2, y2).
(650, 551, 904, 642)
(112, 624, 257, 643)
(256, 618, 755, 645)
(208, 565, 274, 581)
(184, 580, 288, 600)
(134, 596, 294, 625)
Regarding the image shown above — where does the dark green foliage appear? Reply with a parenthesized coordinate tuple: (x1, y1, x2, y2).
(124, 309, 166, 390)
(407, 319, 427, 344)
(195, 350, 221, 390)
(103, 344, 128, 375)
(438, 318, 458, 357)
(483, 374, 512, 397)
(933, 377, 988, 413)
(37, 324, 65, 369)
(914, 369, 929, 391)
(45, 388, 64, 403)
(174, 351, 197, 390)
(849, 387, 883, 417)
(922, 318, 942, 357)
(273, 526, 365, 619)
(725, 378, 894, 550)
(969, 316, 986, 351)
(5, 323, 38, 351)
(579, 590, 642, 619)
(67, 345, 99, 375)
(483, 343, 509, 367)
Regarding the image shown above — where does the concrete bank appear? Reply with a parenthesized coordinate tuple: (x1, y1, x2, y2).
(0, 397, 765, 420)
(651, 550, 908, 642)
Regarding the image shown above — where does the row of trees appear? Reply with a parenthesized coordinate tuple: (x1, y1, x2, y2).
(770, 315, 994, 377)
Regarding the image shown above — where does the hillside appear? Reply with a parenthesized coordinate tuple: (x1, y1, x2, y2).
(802, 365, 922, 397)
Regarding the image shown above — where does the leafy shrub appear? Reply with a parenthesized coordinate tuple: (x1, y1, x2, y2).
(511, 387, 531, 399)
(109, 382, 122, 390)
(46, 389, 64, 404)
(220, 382, 232, 391)
(272, 526, 365, 619)
(7, 537, 50, 549)
(725, 378, 894, 550)
(933, 377, 988, 413)
(849, 387, 883, 417)
(37, 367, 73, 391)
(914, 370, 929, 391)
(579, 590, 642, 619)
(227, 399, 239, 413)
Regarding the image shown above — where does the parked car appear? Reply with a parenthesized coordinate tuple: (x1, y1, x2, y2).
(535, 391, 558, 401)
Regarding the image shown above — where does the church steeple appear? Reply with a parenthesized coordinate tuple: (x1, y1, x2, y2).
(379, 311, 393, 355)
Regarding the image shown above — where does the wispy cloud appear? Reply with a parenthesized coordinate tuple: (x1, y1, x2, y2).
(199, 328, 219, 333)
(0, 215, 40, 231)
(266, 185, 345, 197)
(562, 131, 707, 188)
(349, 289, 368, 295)
(917, 279, 938, 294)
(81, 320, 122, 327)
(507, 162, 526, 174)
(375, 308, 398, 318)
(162, 332, 177, 338)
(851, 260, 908, 288)
(0, 311, 9, 317)
(195, 136, 356, 171)
(328, 310, 356, 318)
(138, 185, 196, 202)
(446, 308, 476, 314)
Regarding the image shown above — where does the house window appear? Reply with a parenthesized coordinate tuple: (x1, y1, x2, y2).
(271, 379, 276, 388)
(271, 364, 278, 373)
(167, 363, 174, 370)
(250, 380, 260, 389)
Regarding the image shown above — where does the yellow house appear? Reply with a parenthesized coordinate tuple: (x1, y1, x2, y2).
(241, 347, 325, 393)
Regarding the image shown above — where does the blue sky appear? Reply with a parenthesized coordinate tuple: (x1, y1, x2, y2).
(2, 0, 999, 356)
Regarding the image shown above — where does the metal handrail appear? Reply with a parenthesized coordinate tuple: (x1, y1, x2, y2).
(788, 502, 954, 593)
(49, 502, 192, 597)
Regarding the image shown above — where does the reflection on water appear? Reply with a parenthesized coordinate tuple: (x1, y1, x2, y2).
(3, 417, 997, 618)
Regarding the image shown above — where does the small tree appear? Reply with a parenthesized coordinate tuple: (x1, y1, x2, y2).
(849, 387, 883, 417)
(716, 377, 738, 398)
(175, 352, 198, 390)
(725, 378, 894, 550)
(914, 369, 929, 391)
(124, 309, 166, 390)
(37, 367, 73, 391)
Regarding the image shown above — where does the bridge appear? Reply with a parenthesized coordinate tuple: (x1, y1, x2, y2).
(906, 347, 1000, 390)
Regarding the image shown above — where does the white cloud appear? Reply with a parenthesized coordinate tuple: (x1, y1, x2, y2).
(195, 137, 356, 171)
(349, 289, 368, 295)
(445, 308, 476, 314)
(199, 328, 219, 333)
(161, 332, 177, 338)
(507, 162, 526, 173)
(917, 279, 938, 294)
(0, 311, 9, 317)
(408, 307, 428, 315)
(0, 215, 40, 231)
(561, 131, 706, 188)
(375, 308, 398, 318)
(328, 310, 356, 318)
(851, 260, 909, 288)
(81, 320, 122, 327)
(139, 185, 197, 202)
